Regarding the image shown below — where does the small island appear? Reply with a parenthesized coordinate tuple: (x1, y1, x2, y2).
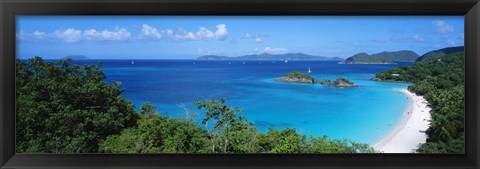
(275, 71, 318, 84)
(275, 71, 356, 87)
(320, 78, 355, 87)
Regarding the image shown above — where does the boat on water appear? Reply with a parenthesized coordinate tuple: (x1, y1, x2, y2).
(284, 59, 288, 63)
(243, 62, 246, 64)
(229, 62, 231, 65)
(131, 61, 134, 64)
(308, 67, 312, 73)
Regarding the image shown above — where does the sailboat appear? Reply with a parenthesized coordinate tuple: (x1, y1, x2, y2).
(308, 67, 312, 73)
(229, 61, 231, 65)
(131, 61, 134, 65)
(243, 61, 246, 64)
(284, 59, 288, 63)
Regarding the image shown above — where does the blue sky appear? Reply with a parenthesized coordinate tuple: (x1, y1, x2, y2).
(16, 16, 464, 59)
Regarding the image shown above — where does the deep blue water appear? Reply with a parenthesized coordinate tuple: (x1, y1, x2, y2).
(71, 60, 412, 144)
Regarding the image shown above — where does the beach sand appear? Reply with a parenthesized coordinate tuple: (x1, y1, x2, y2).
(372, 88, 431, 153)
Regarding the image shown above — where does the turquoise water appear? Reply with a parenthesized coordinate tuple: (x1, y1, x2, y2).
(74, 60, 411, 144)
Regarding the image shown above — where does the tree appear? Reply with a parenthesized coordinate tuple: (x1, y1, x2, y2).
(139, 102, 157, 115)
(99, 114, 210, 153)
(99, 104, 210, 153)
(194, 98, 257, 153)
(16, 57, 138, 153)
(375, 52, 465, 153)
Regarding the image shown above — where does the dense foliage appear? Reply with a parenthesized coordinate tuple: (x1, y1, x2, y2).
(345, 50, 419, 63)
(374, 52, 465, 153)
(100, 99, 378, 153)
(99, 111, 210, 153)
(335, 78, 354, 85)
(415, 46, 464, 62)
(286, 71, 315, 81)
(16, 57, 138, 153)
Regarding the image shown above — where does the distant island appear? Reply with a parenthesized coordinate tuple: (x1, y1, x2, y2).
(275, 71, 355, 87)
(62, 55, 89, 60)
(340, 50, 419, 64)
(275, 71, 318, 84)
(415, 46, 464, 62)
(197, 53, 343, 61)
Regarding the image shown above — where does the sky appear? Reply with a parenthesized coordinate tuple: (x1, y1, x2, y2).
(16, 16, 464, 59)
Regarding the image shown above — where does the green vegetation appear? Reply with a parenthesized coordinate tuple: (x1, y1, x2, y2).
(17, 57, 377, 153)
(335, 78, 354, 85)
(286, 71, 315, 81)
(99, 113, 210, 153)
(415, 46, 464, 62)
(374, 52, 464, 153)
(16, 57, 137, 153)
(344, 50, 419, 63)
(320, 78, 355, 87)
(100, 98, 378, 153)
(139, 102, 157, 115)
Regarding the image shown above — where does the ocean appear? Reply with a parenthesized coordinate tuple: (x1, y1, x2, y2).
(71, 59, 412, 145)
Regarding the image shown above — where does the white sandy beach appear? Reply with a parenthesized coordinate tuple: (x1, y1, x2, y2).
(372, 88, 431, 153)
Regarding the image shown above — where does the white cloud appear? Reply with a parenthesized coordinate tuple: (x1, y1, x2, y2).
(33, 31, 47, 39)
(162, 29, 196, 41)
(52, 28, 82, 43)
(214, 24, 228, 40)
(433, 20, 454, 34)
(17, 23, 228, 43)
(244, 33, 267, 43)
(19, 28, 130, 43)
(162, 24, 228, 42)
(83, 28, 131, 41)
(263, 47, 287, 53)
(139, 24, 161, 40)
(18, 31, 47, 41)
(195, 27, 215, 40)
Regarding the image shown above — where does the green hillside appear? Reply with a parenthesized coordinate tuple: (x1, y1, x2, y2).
(374, 52, 464, 153)
(344, 50, 419, 64)
(415, 46, 464, 62)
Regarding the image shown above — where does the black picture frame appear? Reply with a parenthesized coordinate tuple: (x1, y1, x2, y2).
(1, 0, 479, 168)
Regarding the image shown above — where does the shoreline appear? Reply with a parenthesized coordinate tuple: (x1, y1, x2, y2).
(372, 88, 431, 153)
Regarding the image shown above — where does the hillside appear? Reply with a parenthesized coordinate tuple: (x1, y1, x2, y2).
(197, 53, 343, 61)
(374, 52, 464, 153)
(415, 46, 464, 62)
(342, 50, 419, 64)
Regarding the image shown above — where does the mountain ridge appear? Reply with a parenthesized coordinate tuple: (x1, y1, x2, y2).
(415, 46, 464, 62)
(342, 50, 419, 64)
